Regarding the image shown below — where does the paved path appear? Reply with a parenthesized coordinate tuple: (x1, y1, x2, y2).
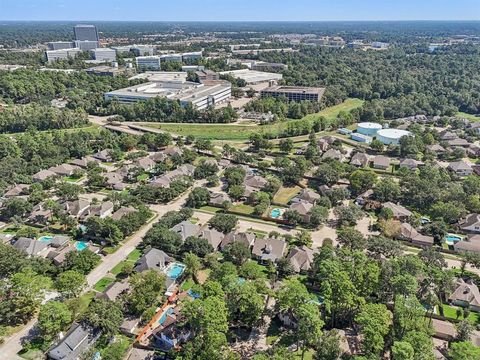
(0, 184, 198, 359)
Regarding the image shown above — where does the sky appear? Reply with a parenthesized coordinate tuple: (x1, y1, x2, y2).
(0, 0, 479, 21)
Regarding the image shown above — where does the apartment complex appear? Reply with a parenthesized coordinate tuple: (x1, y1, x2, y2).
(260, 86, 325, 102)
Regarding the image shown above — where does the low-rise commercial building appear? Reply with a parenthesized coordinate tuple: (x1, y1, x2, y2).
(220, 69, 283, 84)
(90, 48, 116, 62)
(45, 48, 82, 63)
(136, 56, 162, 70)
(260, 85, 325, 102)
(47, 41, 74, 50)
(74, 40, 99, 51)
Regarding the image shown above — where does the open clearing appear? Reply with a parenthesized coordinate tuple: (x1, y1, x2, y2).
(139, 98, 364, 141)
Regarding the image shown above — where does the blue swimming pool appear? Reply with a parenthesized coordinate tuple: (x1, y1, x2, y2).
(166, 263, 185, 279)
(270, 208, 281, 218)
(445, 234, 463, 246)
(75, 241, 89, 251)
(38, 235, 53, 243)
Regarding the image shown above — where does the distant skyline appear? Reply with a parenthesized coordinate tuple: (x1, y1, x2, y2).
(1, 0, 479, 22)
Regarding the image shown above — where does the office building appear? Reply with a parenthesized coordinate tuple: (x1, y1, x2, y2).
(251, 61, 288, 71)
(45, 48, 82, 63)
(160, 54, 183, 62)
(182, 51, 203, 62)
(195, 69, 219, 82)
(136, 56, 162, 70)
(112, 46, 132, 55)
(130, 71, 188, 82)
(90, 48, 116, 62)
(219, 69, 283, 85)
(86, 65, 133, 77)
(260, 86, 325, 102)
(131, 46, 154, 56)
(104, 80, 231, 110)
(74, 40, 99, 51)
(74, 24, 99, 41)
(47, 41, 74, 50)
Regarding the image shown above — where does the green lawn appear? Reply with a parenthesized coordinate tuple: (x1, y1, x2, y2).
(140, 98, 364, 141)
(457, 112, 480, 122)
(93, 277, 115, 292)
(180, 278, 195, 292)
(199, 206, 223, 213)
(230, 203, 255, 215)
(136, 173, 150, 181)
(127, 248, 142, 262)
(65, 291, 95, 320)
(441, 304, 480, 324)
(18, 349, 44, 360)
(273, 186, 302, 205)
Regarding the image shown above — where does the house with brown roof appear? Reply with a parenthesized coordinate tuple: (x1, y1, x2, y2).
(97, 280, 130, 301)
(440, 131, 458, 141)
(93, 149, 113, 162)
(3, 184, 29, 198)
(426, 144, 446, 155)
(64, 199, 90, 218)
(209, 192, 230, 207)
(70, 156, 98, 168)
(134, 157, 156, 171)
(454, 235, 480, 254)
(460, 213, 480, 233)
(134, 248, 173, 273)
(81, 201, 114, 220)
(149, 152, 168, 163)
(33, 169, 57, 182)
(289, 201, 314, 223)
(48, 163, 81, 177)
(163, 146, 183, 157)
(170, 221, 200, 242)
(111, 206, 137, 221)
(382, 202, 412, 221)
(322, 148, 343, 161)
(199, 228, 224, 250)
(399, 158, 423, 170)
(27, 203, 54, 225)
(47, 243, 75, 265)
(220, 232, 256, 250)
(244, 174, 268, 190)
(447, 161, 473, 177)
(372, 155, 391, 170)
(252, 237, 287, 264)
(397, 222, 434, 247)
(291, 189, 321, 205)
(448, 138, 470, 147)
(449, 278, 480, 312)
(286, 246, 316, 273)
(350, 152, 369, 167)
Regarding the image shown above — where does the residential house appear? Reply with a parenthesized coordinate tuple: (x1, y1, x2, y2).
(120, 317, 141, 337)
(47, 323, 101, 360)
(163, 146, 183, 157)
(448, 138, 470, 147)
(291, 189, 321, 204)
(448, 161, 473, 177)
(467, 144, 480, 158)
(13, 237, 50, 257)
(70, 156, 98, 168)
(27, 203, 53, 224)
(426, 144, 446, 155)
(286, 246, 315, 273)
(350, 152, 369, 167)
(397, 222, 434, 246)
(289, 201, 313, 223)
(454, 235, 480, 253)
(111, 206, 137, 221)
(316, 138, 330, 152)
(134, 248, 173, 273)
(355, 189, 374, 206)
(3, 184, 29, 198)
(448, 278, 480, 312)
(322, 148, 343, 161)
(431, 319, 456, 341)
(199, 228, 224, 250)
(372, 155, 391, 170)
(50, 235, 70, 248)
(92, 149, 113, 162)
(64, 199, 90, 218)
(48, 163, 81, 177)
(209, 192, 230, 207)
(252, 237, 287, 264)
(440, 131, 458, 141)
(97, 280, 130, 301)
(33, 169, 57, 182)
(104, 172, 127, 190)
(244, 174, 268, 190)
(134, 157, 156, 171)
(127, 348, 155, 360)
(170, 221, 200, 242)
(460, 213, 480, 233)
(47, 244, 75, 265)
(399, 158, 423, 170)
(382, 202, 412, 221)
(150, 175, 172, 188)
(149, 152, 168, 163)
(220, 231, 256, 250)
(82, 201, 114, 220)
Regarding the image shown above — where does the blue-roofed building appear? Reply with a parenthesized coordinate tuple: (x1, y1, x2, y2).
(351, 133, 373, 144)
(338, 128, 352, 135)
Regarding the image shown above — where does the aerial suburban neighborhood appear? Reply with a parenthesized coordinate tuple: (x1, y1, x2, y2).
(0, 3, 480, 360)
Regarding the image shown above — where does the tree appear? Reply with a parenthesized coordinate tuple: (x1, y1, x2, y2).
(83, 298, 123, 336)
(296, 303, 324, 359)
(182, 236, 214, 258)
(223, 241, 251, 266)
(283, 209, 303, 226)
(209, 213, 238, 234)
(227, 282, 265, 328)
(314, 330, 342, 360)
(309, 206, 329, 228)
(391, 341, 414, 360)
(143, 227, 183, 255)
(296, 229, 313, 247)
(128, 270, 166, 316)
(55, 270, 85, 298)
(337, 227, 366, 250)
(239, 261, 266, 280)
(56, 182, 83, 201)
(186, 187, 210, 208)
(375, 178, 401, 202)
(184, 252, 201, 283)
(1, 197, 32, 219)
(38, 301, 72, 342)
(455, 320, 474, 343)
(62, 250, 100, 275)
(334, 205, 363, 226)
(279, 138, 294, 153)
(355, 303, 392, 356)
(449, 341, 480, 360)
(228, 184, 245, 200)
(276, 279, 311, 313)
(349, 170, 377, 195)
(370, 139, 384, 152)
(367, 235, 403, 258)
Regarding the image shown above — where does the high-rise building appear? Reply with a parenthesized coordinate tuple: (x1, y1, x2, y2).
(74, 24, 99, 42)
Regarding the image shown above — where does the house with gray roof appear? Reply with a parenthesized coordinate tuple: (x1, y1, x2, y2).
(447, 161, 473, 177)
(3, 184, 29, 198)
(81, 201, 114, 220)
(47, 323, 101, 360)
(372, 155, 391, 170)
(397, 222, 434, 247)
(70, 156, 98, 168)
(50, 235, 70, 248)
(33, 169, 57, 182)
(382, 202, 412, 221)
(440, 131, 458, 141)
(220, 232, 256, 250)
(350, 152, 369, 167)
(454, 235, 480, 254)
(134, 157, 156, 171)
(460, 213, 480, 233)
(92, 149, 113, 162)
(170, 221, 200, 241)
(13, 237, 50, 257)
(209, 192, 230, 207)
(322, 148, 343, 161)
(399, 158, 423, 170)
(449, 278, 480, 312)
(199, 228, 224, 250)
(448, 138, 470, 147)
(244, 174, 268, 190)
(64, 199, 90, 218)
(97, 280, 130, 301)
(111, 206, 137, 221)
(291, 189, 321, 205)
(134, 248, 173, 273)
(289, 201, 313, 223)
(149, 152, 168, 163)
(286, 246, 316, 273)
(252, 238, 287, 264)
(48, 163, 81, 177)
(426, 144, 446, 155)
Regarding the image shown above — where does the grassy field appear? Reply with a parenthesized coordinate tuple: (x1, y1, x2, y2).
(441, 304, 480, 324)
(230, 203, 255, 215)
(273, 186, 302, 204)
(141, 98, 364, 141)
(457, 112, 480, 122)
(93, 277, 115, 292)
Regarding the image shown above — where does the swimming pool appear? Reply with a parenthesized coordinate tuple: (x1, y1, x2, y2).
(270, 208, 282, 219)
(75, 241, 89, 251)
(445, 234, 463, 246)
(38, 235, 53, 243)
(165, 263, 185, 279)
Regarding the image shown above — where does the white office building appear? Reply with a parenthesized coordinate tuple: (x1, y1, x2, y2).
(136, 56, 162, 70)
(45, 48, 82, 63)
(47, 41, 74, 50)
(74, 40, 99, 51)
(182, 51, 203, 62)
(91, 48, 116, 62)
(160, 54, 183, 62)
